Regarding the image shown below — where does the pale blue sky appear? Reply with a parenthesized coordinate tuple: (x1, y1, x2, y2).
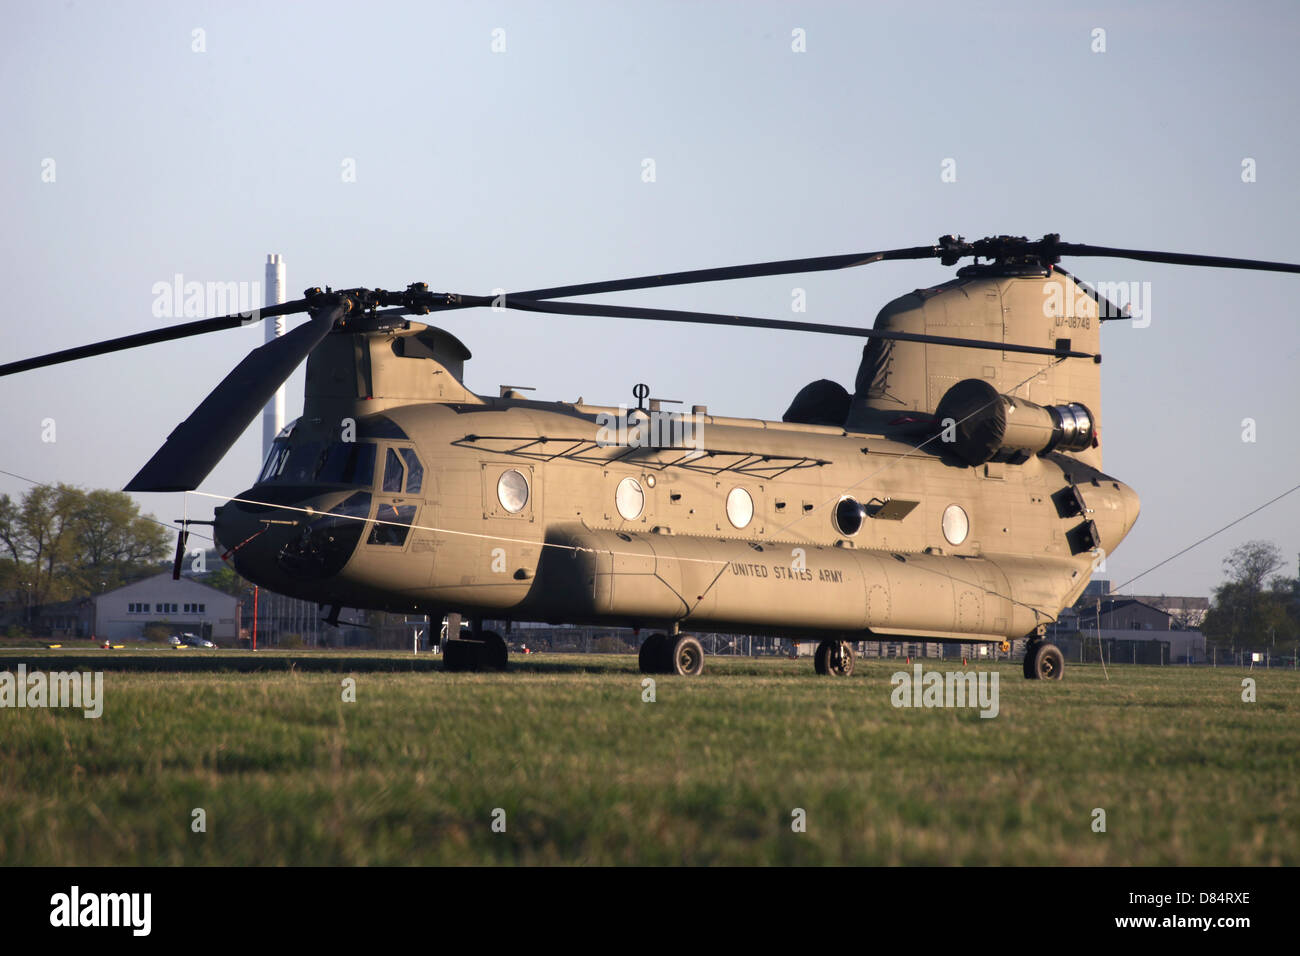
(2, 0, 1297, 598)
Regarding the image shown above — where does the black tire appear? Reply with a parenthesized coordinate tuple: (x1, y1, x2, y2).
(814, 640, 854, 677)
(639, 633, 669, 673)
(1024, 641, 1065, 680)
(667, 635, 705, 676)
(443, 639, 477, 672)
(479, 631, 508, 671)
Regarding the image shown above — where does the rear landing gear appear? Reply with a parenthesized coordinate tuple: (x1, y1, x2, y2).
(814, 639, 855, 676)
(1023, 639, 1064, 680)
(638, 632, 705, 675)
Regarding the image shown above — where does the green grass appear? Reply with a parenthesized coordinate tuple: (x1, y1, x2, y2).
(0, 651, 1295, 865)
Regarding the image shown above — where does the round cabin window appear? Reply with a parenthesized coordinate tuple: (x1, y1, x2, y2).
(942, 504, 969, 545)
(497, 469, 530, 514)
(615, 477, 645, 520)
(834, 496, 864, 536)
(726, 487, 754, 529)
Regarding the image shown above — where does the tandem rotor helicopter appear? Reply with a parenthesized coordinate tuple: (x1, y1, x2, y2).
(5, 234, 1297, 679)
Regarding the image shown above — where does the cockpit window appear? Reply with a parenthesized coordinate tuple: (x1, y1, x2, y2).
(279, 441, 324, 483)
(258, 439, 377, 487)
(400, 448, 424, 495)
(382, 448, 404, 493)
(258, 439, 291, 483)
(316, 442, 377, 486)
(367, 503, 417, 546)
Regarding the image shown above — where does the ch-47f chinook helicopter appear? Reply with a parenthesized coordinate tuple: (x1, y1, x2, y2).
(5, 234, 1297, 679)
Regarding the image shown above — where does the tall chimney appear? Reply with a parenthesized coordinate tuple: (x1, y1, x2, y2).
(261, 254, 287, 461)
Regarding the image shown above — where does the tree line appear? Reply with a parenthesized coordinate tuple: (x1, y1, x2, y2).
(1201, 540, 1299, 651)
(0, 484, 171, 611)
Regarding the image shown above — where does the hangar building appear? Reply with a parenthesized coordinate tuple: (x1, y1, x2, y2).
(94, 572, 240, 642)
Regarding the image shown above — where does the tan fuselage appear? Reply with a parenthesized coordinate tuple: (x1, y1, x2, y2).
(220, 396, 1139, 644)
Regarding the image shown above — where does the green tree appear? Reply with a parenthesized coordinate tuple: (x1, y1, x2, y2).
(0, 485, 170, 613)
(1202, 540, 1298, 650)
(68, 488, 170, 593)
(202, 564, 250, 597)
(0, 484, 83, 608)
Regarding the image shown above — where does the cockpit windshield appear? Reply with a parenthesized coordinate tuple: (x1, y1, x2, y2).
(317, 442, 378, 485)
(258, 438, 291, 483)
(257, 438, 378, 488)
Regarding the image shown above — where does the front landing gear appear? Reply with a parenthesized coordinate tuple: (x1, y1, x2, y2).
(814, 640, 855, 676)
(638, 632, 705, 675)
(1022, 639, 1064, 680)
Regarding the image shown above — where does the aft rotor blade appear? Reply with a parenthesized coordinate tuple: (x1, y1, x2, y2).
(501, 245, 942, 302)
(124, 305, 342, 492)
(1056, 242, 1300, 274)
(0, 299, 310, 378)
(1053, 266, 1134, 323)
(501, 297, 1097, 360)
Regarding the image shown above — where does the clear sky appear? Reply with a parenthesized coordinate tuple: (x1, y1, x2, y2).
(2, 0, 1297, 600)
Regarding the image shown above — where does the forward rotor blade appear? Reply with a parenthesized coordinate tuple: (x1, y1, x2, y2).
(1056, 242, 1300, 274)
(124, 305, 342, 492)
(0, 299, 310, 378)
(501, 245, 941, 302)
(501, 297, 1097, 360)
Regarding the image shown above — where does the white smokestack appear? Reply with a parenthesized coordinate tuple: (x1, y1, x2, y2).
(262, 253, 287, 461)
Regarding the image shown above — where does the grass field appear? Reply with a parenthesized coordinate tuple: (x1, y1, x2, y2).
(0, 650, 1296, 865)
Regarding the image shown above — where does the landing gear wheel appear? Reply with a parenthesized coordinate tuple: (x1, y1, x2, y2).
(639, 633, 669, 674)
(479, 631, 508, 671)
(667, 635, 705, 676)
(1023, 641, 1064, 680)
(443, 639, 477, 672)
(814, 640, 855, 676)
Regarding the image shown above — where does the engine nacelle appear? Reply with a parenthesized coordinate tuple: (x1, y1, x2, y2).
(934, 379, 1095, 466)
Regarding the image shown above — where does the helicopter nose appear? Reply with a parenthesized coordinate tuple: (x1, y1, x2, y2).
(213, 500, 254, 554)
(213, 493, 293, 585)
(215, 488, 374, 586)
